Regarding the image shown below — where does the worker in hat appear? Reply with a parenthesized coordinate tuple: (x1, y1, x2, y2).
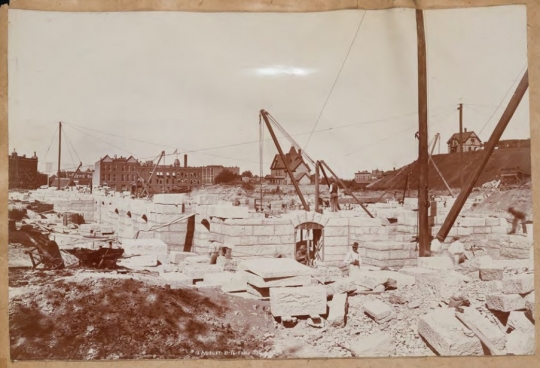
(295, 243, 309, 265)
(343, 242, 361, 277)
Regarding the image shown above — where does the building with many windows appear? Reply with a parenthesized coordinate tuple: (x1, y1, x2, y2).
(201, 165, 240, 184)
(93, 155, 203, 193)
(9, 150, 39, 189)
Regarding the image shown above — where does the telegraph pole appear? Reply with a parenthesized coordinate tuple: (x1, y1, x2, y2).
(458, 103, 464, 188)
(57, 122, 62, 190)
(416, 9, 430, 257)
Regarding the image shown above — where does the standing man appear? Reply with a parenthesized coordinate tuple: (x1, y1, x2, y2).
(343, 242, 361, 277)
(329, 180, 339, 212)
(508, 207, 528, 235)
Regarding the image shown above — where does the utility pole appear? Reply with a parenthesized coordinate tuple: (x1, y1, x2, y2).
(314, 161, 320, 213)
(416, 10, 430, 257)
(458, 103, 464, 188)
(57, 122, 62, 190)
(435, 70, 529, 243)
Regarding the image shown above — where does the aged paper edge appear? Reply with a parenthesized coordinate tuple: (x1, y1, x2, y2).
(0, 0, 539, 367)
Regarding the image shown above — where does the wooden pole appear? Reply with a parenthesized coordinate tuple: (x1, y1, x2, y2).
(315, 161, 320, 213)
(459, 103, 464, 188)
(416, 9, 430, 257)
(436, 70, 529, 242)
(320, 161, 374, 218)
(57, 122, 62, 190)
(402, 173, 409, 204)
(428, 134, 454, 197)
(260, 110, 309, 211)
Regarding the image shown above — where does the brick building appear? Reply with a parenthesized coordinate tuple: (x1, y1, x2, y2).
(93, 154, 203, 193)
(9, 150, 39, 189)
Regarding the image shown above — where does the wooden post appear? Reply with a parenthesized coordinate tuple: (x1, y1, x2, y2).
(57, 122, 62, 190)
(315, 161, 320, 213)
(416, 9, 430, 257)
(436, 70, 529, 242)
(402, 173, 409, 204)
(260, 110, 309, 211)
(459, 103, 464, 188)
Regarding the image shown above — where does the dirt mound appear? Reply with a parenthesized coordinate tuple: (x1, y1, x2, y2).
(372, 147, 531, 190)
(9, 270, 275, 360)
(467, 187, 532, 219)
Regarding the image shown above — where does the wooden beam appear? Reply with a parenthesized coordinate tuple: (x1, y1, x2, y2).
(416, 9, 430, 257)
(436, 70, 529, 242)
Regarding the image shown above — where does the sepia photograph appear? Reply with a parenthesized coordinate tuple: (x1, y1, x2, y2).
(6, 3, 535, 361)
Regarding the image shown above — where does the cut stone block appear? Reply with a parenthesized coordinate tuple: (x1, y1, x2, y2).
(238, 258, 314, 278)
(507, 311, 535, 334)
(203, 272, 235, 286)
(270, 285, 327, 317)
(221, 277, 248, 293)
(377, 271, 416, 288)
(325, 279, 357, 297)
(312, 266, 343, 283)
(169, 251, 196, 264)
(418, 256, 455, 270)
(502, 273, 534, 295)
(243, 271, 311, 289)
(418, 309, 483, 356)
(117, 255, 158, 268)
(506, 330, 535, 355)
(153, 193, 185, 205)
(328, 293, 348, 328)
(457, 307, 506, 352)
(487, 280, 504, 293)
(479, 267, 504, 281)
(363, 300, 392, 321)
(246, 283, 270, 298)
(159, 272, 193, 288)
(346, 332, 393, 357)
(121, 239, 168, 261)
(486, 293, 526, 312)
(416, 273, 462, 299)
(184, 255, 211, 265)
(182, 264, 223, 279)
(215, 256, 240, 272)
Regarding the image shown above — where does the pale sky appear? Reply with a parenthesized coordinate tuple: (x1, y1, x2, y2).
(8, 6, 529, 178)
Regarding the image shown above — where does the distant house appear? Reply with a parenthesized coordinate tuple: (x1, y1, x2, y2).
(447, 129, 482, 153)
(268, 146, 311, 185)
(354, 171, 371, 183)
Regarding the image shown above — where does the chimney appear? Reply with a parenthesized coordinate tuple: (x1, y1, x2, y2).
(298, 149, 302, 156)
(184, 154, 188, 167)
(464, 128, 467, 132)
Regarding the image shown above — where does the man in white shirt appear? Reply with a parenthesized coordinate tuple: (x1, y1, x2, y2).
(343, 242, 361, 277)
(447, 236, 466, 265)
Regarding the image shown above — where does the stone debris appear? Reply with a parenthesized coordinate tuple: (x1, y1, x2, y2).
(418, 309, 483, 356)
(324, 278, 357, 297)
(502, 273, 534, 295)
(363, 300, 393, 322)
(312, 266, 343, 284)
(415, 272, 462, 299)
(327, 293, 348, 328)
(505, 330, 535, 355)
(486, 293, 526, 312)
(407, 299, 422, 309)
(345, 332, 393, 357)
(417, 256, 455, 270)
(388, 295, 408, 304)
(351, 271, 388, 290)
(524, 291, 535, 320)
(168, 251, 195, 264)
(457, 307, 506, 352)
(269, 285, 327, 318)
(479, 267, 504, 281)
(507, 311, 535, 334)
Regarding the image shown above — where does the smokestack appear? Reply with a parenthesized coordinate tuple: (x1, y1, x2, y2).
(184, 154, 188, 167)
(464, 128, 467, 132)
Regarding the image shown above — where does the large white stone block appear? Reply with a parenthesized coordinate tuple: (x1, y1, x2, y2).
(238, 258, 313, 278)
(269, 285, 327, 317)
(418, 309, 483, 356)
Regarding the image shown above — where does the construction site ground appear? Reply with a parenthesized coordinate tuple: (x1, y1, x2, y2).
(7, 184, 535, 360)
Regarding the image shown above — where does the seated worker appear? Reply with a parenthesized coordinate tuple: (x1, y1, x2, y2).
(295, 244, 308, 265)
(508, 206, 527, 234)
(447, 236, 467, 265)
(342, 242, 361, 277)
(209, 240, 221, 265)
